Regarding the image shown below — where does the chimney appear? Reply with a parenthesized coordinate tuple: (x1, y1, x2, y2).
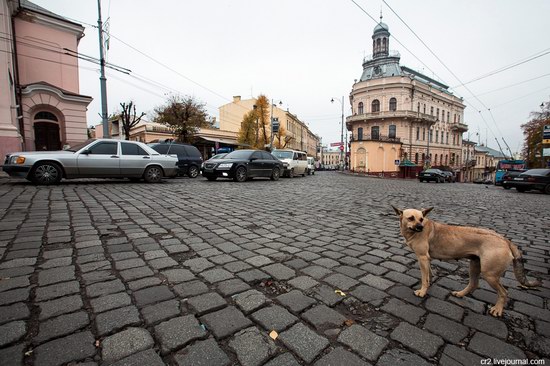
(233, 96, 241, 103)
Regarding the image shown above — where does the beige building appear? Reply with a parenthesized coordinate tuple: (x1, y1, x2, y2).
(321, 150, 342, 169)
(346, 20, 467, 178)
(219, 96, 320, 158)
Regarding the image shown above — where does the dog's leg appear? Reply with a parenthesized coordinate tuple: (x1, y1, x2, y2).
(452, 257, 480, 297)
(484, 273, 508, 317)
(415, 254, 431, 297)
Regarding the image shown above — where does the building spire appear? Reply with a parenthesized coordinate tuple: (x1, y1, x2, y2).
(380, 7, 383, 23)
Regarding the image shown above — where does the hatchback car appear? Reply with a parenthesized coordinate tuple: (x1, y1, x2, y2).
(202, 149, 284, 182)
(418, 169, 446, 183)
(503, 168, 550, 194)
(149, 142, 203, 178)
(2, 139, 178, 185)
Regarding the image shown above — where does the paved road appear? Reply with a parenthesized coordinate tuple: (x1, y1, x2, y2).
(0, 172, 548, 365)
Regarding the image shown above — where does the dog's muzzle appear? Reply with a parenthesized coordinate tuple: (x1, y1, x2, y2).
(413, 224, 424, 232)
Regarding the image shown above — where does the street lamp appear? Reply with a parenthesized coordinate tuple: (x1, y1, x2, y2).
(270, 99, 282, 151)
(331, 96, 345, 170)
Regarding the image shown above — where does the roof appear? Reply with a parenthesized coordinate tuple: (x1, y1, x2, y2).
(475, 145, 507, 158)
(373, 22, 389, 34)
(19, 0, 81, 27)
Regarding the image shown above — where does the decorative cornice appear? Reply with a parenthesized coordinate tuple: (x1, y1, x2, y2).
(21, 83, 92, 105)
(17, 9, 85, 41)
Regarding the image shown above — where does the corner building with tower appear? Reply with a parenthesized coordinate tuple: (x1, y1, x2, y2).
(346, 19, 468, 178)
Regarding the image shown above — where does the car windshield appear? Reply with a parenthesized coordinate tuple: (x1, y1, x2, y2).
(425, 169, 440, 173)
(210, 153, 226, 160)
(272, 151, 293, 159)
(224, 150, 253, 159)
(65, 139, 96, 152)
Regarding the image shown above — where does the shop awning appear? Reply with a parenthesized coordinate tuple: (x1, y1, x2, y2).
(197, 136, 242, 146)
(399, 159, 417, 167)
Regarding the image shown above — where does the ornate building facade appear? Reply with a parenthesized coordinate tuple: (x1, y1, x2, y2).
(346, 19, 467, 178)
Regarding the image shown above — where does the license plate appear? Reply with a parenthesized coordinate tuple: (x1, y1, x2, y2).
(513, 177, 523, 181)
(425, 174, 431, 176)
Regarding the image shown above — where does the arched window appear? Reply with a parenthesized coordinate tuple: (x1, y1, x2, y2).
(422, 153, 426, 163)
(372, 99, 380, 112)
(389, 98, 397, 111)
(376, 38, 381, 49)
(430, 106, 434, 115)
(403, 152, 408, 160)
(445, 155, 448, 165)
(415, 153, 419, 164)
(423, 104, 426, 114)
(358, 102, 364, 115)
(389, 125, 396, 139)
(371, 126, 380, 140)
(34, 111, 58, 121)
(358, 127, 363, 140)
(434, 155, 438, 165)
(382, 38, 387, 50)
(417, 102, 420, 112)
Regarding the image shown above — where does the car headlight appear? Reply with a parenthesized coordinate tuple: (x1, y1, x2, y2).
(217, 163, 233, 169)
(283, 162, 289, 168)
(10, 156, 25, 164)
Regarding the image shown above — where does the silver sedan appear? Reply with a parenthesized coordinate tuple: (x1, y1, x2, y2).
(2, 139, 178, 185)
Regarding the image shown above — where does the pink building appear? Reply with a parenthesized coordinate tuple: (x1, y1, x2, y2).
(0, 0, 91, 158)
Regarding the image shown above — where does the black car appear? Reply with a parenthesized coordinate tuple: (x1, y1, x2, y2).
(503, 168, 550, 194)
(501, 170, 526, 189)
(418, 168, 446, 183)
(149, 142, 203, 178)
(202, 149, 283, 182)
(441, 171, 456, 183)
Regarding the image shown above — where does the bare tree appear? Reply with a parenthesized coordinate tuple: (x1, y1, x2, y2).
(119, 101, 146, 140)
(154, 95, 210, 143)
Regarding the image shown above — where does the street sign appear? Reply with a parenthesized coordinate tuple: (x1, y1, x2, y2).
(543, 125, 550, 144)
(394, 159, 400, 165)
(543, 148, 550, 157)
(339, 145, 344, 151)
(272, 118, 279, 134)
(331, 142, 343, 147)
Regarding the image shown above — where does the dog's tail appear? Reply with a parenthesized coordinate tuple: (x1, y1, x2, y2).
(508, 241, 541, 288)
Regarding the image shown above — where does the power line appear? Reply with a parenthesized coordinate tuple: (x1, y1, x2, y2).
(472, 72, 550, 97)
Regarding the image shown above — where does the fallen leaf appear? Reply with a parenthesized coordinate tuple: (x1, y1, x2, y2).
(334, 290, 346, 297)
(24, 350, 33, 357)
(344, 319, 354, 326)
(95, 340, 100, 347)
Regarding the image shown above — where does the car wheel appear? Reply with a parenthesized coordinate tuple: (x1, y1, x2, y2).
(188, 165, 199, 178)
(143, 166, 163, 183)
(234, 166, 247, 182)
(544, 184, 550, 194)
(289, 169, 294, 178)
(31, 162, 62, 185)
(271, 167, 280, 181)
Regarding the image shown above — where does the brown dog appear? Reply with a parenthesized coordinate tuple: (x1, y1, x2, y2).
(392, 206, 540, 317)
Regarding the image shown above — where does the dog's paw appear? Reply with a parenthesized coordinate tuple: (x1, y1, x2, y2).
(414, 289, 427, 297)
(489, 305, 503, 317)
(451, 291, 464, 298)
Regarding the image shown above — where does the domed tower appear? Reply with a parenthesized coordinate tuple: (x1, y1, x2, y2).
(372, 15, 390, 58)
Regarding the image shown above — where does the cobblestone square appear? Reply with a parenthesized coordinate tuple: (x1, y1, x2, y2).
(0, 173, 548, 365)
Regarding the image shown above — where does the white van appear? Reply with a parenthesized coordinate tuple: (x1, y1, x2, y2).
(307, 157, 315, 175)
(272, 149, 308, 178)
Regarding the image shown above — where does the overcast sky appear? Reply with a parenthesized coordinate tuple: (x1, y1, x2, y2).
(33, 0, 550, 153)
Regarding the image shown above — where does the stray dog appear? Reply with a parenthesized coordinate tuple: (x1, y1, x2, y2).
(392, 206, 540, 317)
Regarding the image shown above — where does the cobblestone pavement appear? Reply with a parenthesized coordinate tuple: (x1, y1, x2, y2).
(0, 172, 549, 366)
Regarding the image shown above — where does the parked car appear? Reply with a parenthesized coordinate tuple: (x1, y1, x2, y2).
(2, 139, 178, 185)
(149, 142, 202, 178)
(202, 153, 227, 170)
(307, 157, 315, 175)
(418, 169, 446, 183)
(502, 168, 550, 194)
(201, 149, 284, 182)
(501, 170, 527, 189)
(441, 171, 456, 183)
(271, 149, 308, 177)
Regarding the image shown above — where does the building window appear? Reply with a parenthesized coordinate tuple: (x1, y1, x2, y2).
(389, 125, 396, 139)
(415, 153, 419, 164)
(389, 98, 397, 111)
(371, 126, 380, 140)
(422, 128, 426, 140)
(441, 109, 445, 122)
(437, 108, 440, 120)
(423, 104, 426, 114)
(446, 132, 449, 144)
(422, 153, 426, 162)
(358, 102, 364, 114)
(358, 127, 363, 140)
(445, 155, 448, 165)
(430, 106, 434, 116)
(34, 111, 58, 121)
(447, 111, 450, 121)
(458, 115, 461, 123)
(416, 127, 420, 140)
(417, 103, 420, 112)
(436, 131, 439, 143)
(429, 129, 433, 142)
(454, 114, 457, 123)
(453, 134, 456, 145)
(435, 155, 438, 165)
(372, 99, 380, 112)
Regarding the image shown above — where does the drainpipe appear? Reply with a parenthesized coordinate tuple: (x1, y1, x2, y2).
(11, 2, 25, 150)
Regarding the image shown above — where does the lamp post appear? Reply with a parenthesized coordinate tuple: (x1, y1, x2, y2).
(331, 97, 345, 170)
(270, 99, 282, 151)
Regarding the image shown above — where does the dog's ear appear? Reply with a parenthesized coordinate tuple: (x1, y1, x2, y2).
(422, 207, 434, 217)
(391, 205, 403, 216)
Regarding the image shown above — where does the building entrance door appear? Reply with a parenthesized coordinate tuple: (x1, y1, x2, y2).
(34, 122, 61, 151)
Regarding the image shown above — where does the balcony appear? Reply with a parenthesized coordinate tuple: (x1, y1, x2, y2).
(451, 123, 468, 132)
(346, 111, 438, 126)
(350, 134, 401, 144)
